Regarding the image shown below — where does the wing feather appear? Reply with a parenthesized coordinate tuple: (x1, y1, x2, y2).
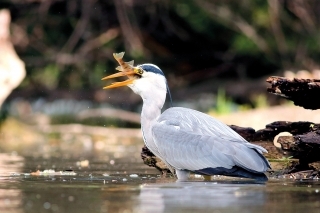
(151, 107, 270, 173)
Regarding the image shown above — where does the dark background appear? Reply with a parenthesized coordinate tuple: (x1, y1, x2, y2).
(1, 0, 320, 109)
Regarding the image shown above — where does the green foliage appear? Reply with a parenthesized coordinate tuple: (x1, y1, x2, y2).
(2, 0, 320, 100)
(89, 63, 108, 86)
(252, 94, 268, 109)
(268, 156, 295, 168)
(232, 35, 259, 54)
(214, 88, 234, 115)
(210, 91, 270, 115)
(253, 8, 269, 28)
(33, 64, 60, 90)
(0, 106, 8, 125)
(175, 1, 211, 33)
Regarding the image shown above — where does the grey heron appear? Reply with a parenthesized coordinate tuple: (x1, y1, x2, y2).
(102, 52, 271, 181)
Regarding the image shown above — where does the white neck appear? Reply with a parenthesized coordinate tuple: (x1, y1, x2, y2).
(140, 87, 166, 156)
(128, 73, 167, 155)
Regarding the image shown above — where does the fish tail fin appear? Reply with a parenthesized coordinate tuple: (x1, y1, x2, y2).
(113, 52, 125, 60)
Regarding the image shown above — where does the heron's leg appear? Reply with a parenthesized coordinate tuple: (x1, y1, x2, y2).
(176, 170, 190, 181)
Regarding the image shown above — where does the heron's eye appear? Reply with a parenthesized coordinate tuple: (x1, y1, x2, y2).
(135, 68, 144, 76)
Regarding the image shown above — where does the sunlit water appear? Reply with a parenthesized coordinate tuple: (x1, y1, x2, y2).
(0, 151, 320, 213)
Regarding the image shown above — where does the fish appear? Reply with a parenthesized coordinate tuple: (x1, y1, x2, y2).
(101, 52, 137, 89)
(113, 52, 135, 73)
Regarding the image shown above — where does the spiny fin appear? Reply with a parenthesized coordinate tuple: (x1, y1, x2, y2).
(113, 52, 125, 59)
(126, 60, 134, 66)
(116, 66, 123, 71)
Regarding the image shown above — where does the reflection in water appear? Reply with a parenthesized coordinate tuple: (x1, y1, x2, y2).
(0, 153, 24, 213)
(0, 153, 24, 176)
(137, 181, 265, 213)
(0, 188, 22, 213)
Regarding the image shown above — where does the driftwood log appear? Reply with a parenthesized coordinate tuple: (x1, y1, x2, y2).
(266, 76, 320, 110)
(141, 121, 320, 179)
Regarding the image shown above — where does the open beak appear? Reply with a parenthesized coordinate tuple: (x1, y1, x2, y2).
(101, 70, 136, 89)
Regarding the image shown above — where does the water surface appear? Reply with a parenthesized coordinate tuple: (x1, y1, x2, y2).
(0, 151, 319, 213)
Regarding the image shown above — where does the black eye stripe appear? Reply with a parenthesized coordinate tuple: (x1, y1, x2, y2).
(138, 64, 164, 76)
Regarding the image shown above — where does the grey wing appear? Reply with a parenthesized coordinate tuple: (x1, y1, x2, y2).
(152, 107, 270, 173)
(159, 107, 268, 154)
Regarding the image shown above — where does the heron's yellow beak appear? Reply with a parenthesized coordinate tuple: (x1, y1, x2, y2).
(101, 69, 137, 89)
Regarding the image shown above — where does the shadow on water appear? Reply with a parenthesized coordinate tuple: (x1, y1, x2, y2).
(0, 150, 320, 213)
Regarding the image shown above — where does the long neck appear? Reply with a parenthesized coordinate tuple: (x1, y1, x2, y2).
(141, 98, 163, 123)
(140, 86, 166, 155)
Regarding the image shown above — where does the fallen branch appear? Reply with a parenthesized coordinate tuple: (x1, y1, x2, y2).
(266, 76, 320, 109)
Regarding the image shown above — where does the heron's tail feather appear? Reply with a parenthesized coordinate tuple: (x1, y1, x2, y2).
(195, 166, 268, 181)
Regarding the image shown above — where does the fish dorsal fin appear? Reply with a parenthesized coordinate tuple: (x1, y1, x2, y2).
(115, 66, 123, 71)
(113, 52, 125, 59)
(126, 60, 134, 66)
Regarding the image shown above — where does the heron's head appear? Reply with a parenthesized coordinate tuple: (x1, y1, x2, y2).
(102, 63, 167, 96)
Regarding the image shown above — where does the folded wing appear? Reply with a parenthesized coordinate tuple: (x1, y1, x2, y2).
(151, 107, 270, 173)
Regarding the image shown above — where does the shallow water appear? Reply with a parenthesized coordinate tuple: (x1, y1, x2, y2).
(0, 152, 320, 213)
